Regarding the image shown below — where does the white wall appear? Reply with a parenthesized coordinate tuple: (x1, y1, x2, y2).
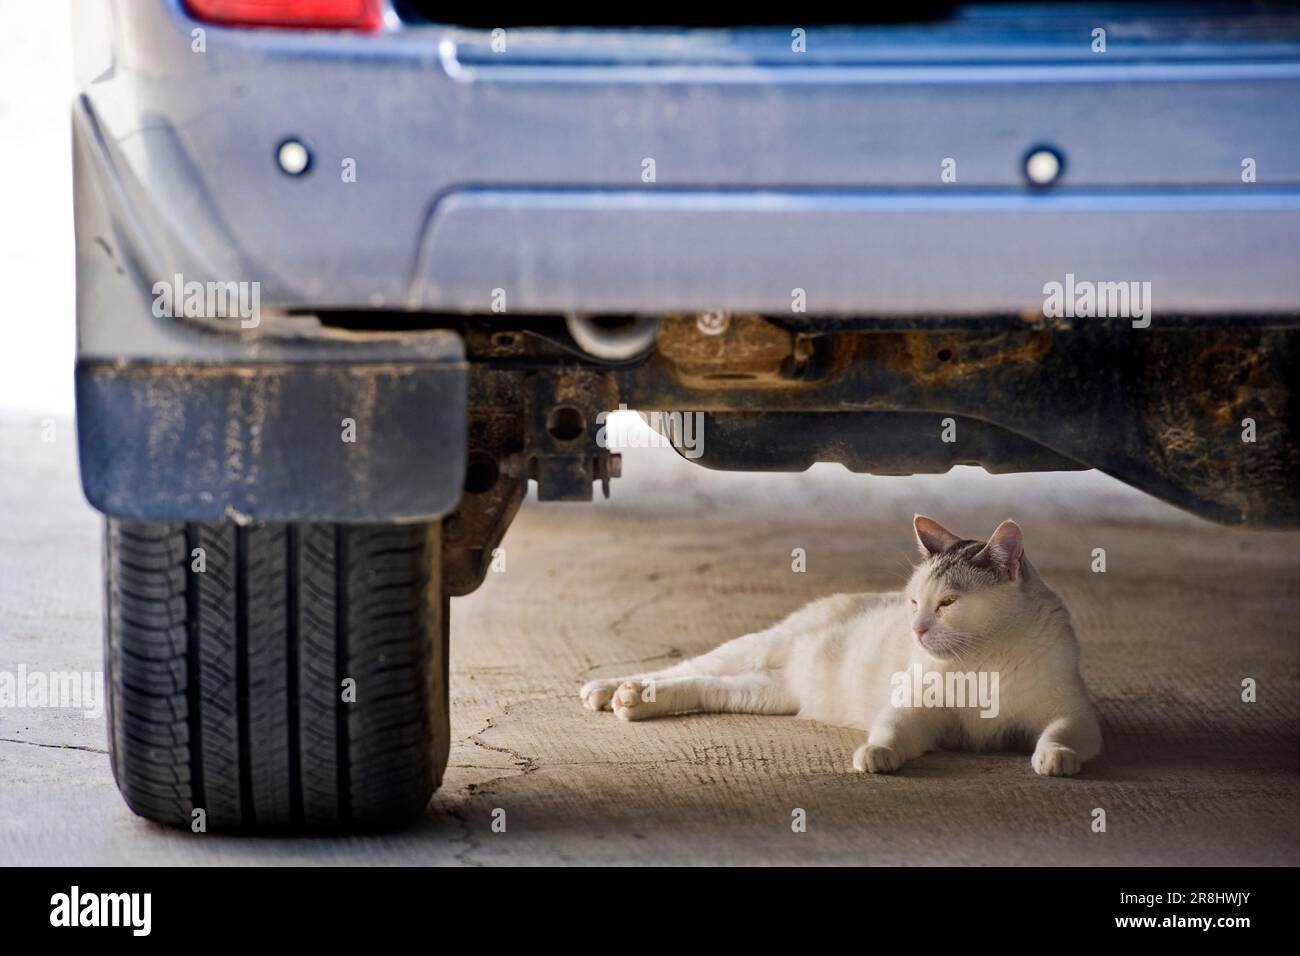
(0, 0, 76, 415)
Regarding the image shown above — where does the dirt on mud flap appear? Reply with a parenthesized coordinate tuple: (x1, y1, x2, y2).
(76, 334, 468, 524)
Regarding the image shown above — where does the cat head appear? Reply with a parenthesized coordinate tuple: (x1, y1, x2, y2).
(906, 515, 1028, 660)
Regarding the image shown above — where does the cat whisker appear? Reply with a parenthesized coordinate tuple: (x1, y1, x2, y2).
(932, 631, 983, 662)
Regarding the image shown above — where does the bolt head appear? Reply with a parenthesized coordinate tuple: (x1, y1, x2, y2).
(696, 310, 729, 335)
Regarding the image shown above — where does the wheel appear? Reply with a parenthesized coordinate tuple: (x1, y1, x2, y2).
(103, 518, 449, 832)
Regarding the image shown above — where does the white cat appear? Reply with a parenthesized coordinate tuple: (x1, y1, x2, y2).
(581, 516, 1101, 776)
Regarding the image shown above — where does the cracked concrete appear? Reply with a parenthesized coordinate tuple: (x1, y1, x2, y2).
(0, 738, 107, 754)
(1, 413, 1298, 865)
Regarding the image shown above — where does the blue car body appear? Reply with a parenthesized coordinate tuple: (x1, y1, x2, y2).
(72, 1, 1300, 525)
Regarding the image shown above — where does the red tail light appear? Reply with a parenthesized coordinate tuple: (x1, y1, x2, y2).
(183, 0, 383, 31)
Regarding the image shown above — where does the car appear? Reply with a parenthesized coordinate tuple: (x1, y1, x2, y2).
(71, 0, 1300, 832)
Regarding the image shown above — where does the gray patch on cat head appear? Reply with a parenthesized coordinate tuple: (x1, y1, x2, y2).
(926, 539, 1007, 591)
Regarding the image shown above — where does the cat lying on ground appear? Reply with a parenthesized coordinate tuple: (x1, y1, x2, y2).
(581, 516, 1101, 776)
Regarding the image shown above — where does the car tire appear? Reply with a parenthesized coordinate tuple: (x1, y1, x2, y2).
(103, 518, 449, 832)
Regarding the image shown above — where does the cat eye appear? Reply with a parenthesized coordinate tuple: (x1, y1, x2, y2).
(937, 596, 957, 608)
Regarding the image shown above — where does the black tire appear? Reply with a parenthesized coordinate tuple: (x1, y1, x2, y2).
(103, 518, 449, 832)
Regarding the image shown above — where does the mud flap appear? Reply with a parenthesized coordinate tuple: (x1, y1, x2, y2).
(77, 339, 467, 523)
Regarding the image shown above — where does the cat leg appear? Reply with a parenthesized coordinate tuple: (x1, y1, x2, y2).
(611, 673, 798, 722)
(581, 624, 788, 711)
(1030, 711, 1102, 777)
(580, 659, 706, 711)
(852, 707, 939, 774)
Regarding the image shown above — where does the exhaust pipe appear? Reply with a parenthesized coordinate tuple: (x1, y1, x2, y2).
(565, 314, 660, 361)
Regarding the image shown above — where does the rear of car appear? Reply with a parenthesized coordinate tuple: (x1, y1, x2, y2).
(72, 0, 1300, 830)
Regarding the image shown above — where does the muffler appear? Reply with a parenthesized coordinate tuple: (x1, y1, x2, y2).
(565, 314, 661, 361)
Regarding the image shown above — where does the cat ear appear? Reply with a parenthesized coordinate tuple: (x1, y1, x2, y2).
(976, 519, 1024, 580)
(913, 514, 962, 557)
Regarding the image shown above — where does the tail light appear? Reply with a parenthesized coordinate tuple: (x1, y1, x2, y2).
(182, 0, 383, 31)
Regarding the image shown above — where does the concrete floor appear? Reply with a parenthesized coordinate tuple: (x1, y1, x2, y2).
(1, 412, 1298, 865)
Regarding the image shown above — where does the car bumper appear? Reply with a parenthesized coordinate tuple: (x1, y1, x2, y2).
(77, 0, 1300, 320)
(72, 2, 1300, 523)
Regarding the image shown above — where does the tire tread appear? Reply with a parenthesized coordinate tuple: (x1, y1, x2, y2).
(105, 518, 445, 832)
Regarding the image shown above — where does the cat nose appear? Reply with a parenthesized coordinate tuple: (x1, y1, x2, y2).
(913, 626, 928, 641)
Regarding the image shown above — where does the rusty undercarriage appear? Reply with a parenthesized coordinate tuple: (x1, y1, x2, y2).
(417, 312, 1300, 597)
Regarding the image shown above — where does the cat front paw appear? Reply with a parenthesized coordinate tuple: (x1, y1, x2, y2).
(579, 679, 620, 711)
(852, 743, 902, 774)
(611, 680, 656, 721)
(1032, 745, 1082, 777)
